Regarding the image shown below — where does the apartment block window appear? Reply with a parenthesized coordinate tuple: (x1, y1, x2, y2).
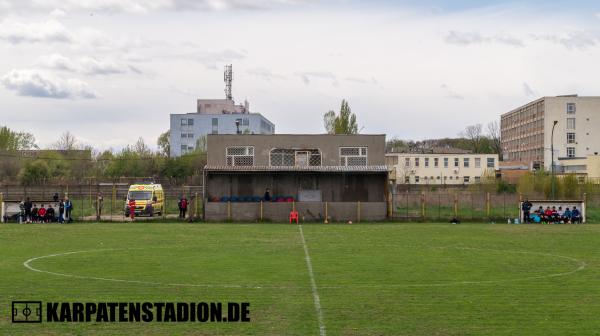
(464, 176, 470, 183)
(567, 132, 576, 144)
(226, 146, 254, 166)
(415, 176, 420, 183)
(475, 176, 481, 183)
(567, 103, 576, 114)
(181, 133, 187, 138)
(454, 158, 459, 168)
(211, 118, 218, 134)
(475, 157, 481, 168)
(444, 157, 449, 168)
(405, 158, 410, 167)
(187, 118, 194, 126)
(567, 118, 576, 130)
(405, 176, 410, 183)
(340, 147, 367, 166)
(180, 118, 187, 126)
(567, 147, 576, 158)
(425, 158, 429, 167)
(415, 158, 420, 167)
(463, 158, 470, 168)
(434, 158, 439, 167)
(487, 158, 495, 168)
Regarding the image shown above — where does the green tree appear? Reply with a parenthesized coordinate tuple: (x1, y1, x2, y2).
(0, 126, 37, 151)
(324, 99, 359, 134)
(157, 130, 170, 157)
(19, 160, 50, 185)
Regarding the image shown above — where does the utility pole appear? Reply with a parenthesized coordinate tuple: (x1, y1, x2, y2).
(551, 120, 558, 199)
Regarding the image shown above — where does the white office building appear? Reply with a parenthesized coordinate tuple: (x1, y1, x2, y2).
(386, 152, 499, 185)
(500, 95, 600, 172)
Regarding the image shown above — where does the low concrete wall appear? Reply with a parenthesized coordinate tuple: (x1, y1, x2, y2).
(204, 201, 387, 222)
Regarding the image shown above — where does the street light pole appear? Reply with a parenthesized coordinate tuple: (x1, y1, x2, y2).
(551, 120, 558, 199)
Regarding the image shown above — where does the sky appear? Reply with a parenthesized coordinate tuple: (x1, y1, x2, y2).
(1, 0, 600, 151)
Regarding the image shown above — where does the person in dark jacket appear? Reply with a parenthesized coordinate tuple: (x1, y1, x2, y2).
(58, 200, 65, 223)
(263, 188, 271, 202)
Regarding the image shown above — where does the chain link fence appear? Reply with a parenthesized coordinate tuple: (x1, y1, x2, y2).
(391, 191, 600, 222)
(0, 182, 203, 222)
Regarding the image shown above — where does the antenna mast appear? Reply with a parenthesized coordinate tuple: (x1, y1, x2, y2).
(224, 64, 233, 101)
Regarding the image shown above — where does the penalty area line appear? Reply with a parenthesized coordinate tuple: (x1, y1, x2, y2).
(298, 224, 326, 336)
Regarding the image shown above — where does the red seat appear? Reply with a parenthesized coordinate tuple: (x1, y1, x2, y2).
(289, 211, 299, 224)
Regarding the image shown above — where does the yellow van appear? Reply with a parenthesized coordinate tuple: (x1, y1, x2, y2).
(124, 183, 165, 217)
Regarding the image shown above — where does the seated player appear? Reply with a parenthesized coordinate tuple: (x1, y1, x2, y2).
(38, 204, 47, 223)
(543, 207, 553, 224)
(46, 205, 56, 222)
(31, 204, 39, 223)
(556, 206, 564, 223)
(572, 206, 582, 224)
(563, 207, 572, 224)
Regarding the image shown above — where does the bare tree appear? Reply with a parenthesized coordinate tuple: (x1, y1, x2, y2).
(54, 131, 78, 150)
(487, 121, 502, 157)
(460, 124, 484, 153)
(133, 137, 152, 156)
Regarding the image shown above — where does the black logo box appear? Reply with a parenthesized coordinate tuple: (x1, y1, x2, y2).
(12, 301, 42, 323)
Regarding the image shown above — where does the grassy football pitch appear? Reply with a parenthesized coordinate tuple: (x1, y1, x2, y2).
(1, 222, 600, 335)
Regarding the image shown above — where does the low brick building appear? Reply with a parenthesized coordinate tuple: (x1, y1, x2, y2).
(203, 134, 389, 222)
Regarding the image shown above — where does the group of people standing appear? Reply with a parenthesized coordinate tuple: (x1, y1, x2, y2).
(522, 200, 582, 224)
(19, 196, 73, 223)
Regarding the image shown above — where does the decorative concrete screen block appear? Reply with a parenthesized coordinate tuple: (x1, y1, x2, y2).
(270, 149, 321, 167)
(298, 190, 322, 202)
(226, 146, 254, 166)
(340, 147, 368, 166)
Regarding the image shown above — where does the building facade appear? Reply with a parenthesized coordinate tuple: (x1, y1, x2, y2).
(386, 153, 499, 185)
(170, 112, 275, 157)
(203, 134, 389, 222)
(500, 95, 600, 173)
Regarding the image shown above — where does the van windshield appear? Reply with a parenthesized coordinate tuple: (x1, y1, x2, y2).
(128, 191, 152, 200)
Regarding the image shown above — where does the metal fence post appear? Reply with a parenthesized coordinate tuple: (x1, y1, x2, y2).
(227, 201, 231, 221)
(454, 192, 458, 218)
(421, 192, 425, 219)
(260, 200, 263, 222)
(357, 201, 361, 223)
(486, 192, 490, 218)
(324, 201, 328, 223)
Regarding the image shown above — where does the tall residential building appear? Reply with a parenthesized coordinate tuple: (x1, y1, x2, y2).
(500, 95, 600, 172)
(169, 66, 275, 157)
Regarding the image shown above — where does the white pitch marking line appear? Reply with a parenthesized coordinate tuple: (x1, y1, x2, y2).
(298, 224, 326, 336)
(23, 248, 266, 289)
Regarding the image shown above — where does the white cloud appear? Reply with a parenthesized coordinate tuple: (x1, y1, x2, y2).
(34, 54, 78, 72)
(34, 54, 142, 75)
(295, 71, 337, 85)
(0, 19, 72, 44)
(1, 69, 97, 99)
(444, 30, 524, 47)
(0, 0, 312, 14)
(532, 31, 599, 50)
(246, 67, 285, 81)
(50, 8, 67, 17)
(440, 84, 464, 100)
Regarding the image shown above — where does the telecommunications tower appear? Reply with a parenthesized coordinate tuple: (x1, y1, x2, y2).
(224, 64, 233, 101)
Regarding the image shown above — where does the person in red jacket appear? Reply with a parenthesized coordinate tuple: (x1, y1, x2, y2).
(544, 207, 553, 224)
(128, 198, 136, 221)
(38, 204, 47, 223)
